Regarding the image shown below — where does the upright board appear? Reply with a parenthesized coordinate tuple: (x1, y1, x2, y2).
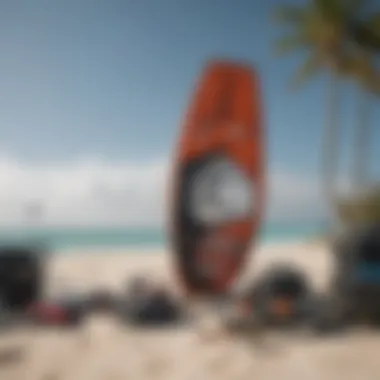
(171, 60, 265, 296)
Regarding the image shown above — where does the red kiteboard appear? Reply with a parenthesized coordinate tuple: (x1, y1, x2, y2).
(170, 59, 265, 296)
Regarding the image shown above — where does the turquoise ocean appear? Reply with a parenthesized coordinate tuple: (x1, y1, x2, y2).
(0, 221, 325, 252)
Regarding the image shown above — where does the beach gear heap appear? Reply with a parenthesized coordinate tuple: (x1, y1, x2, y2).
(314, 224, 380, 331)
(0, 245, 186, 328)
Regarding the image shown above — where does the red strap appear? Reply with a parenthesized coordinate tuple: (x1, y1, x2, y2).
(30, 303, 67, 322)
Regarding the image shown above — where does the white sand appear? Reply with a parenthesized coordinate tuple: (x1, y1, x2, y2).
(1, 240, 379, 380)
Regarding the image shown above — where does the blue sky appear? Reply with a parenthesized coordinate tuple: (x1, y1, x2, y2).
(0, 0, 377, 225)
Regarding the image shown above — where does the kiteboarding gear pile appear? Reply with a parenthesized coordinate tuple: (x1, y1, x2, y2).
(120, 276, 185, 326)
(314, 224, 380, 332)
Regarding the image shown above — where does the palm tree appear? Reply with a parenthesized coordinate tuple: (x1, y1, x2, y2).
(348, 13, 380, 190)
(274, 0, 369, 220)
(332, 11, 380, 226)
(350, 53, 373, 190)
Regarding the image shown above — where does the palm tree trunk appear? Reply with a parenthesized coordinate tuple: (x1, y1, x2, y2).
(322, 71, 340, 224)
(353, 86, 371, 191)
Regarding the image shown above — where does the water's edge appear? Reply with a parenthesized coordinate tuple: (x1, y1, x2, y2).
(0, 221, 325, 252)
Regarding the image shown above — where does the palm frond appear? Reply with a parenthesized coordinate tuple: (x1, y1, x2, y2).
(315, 0, 368, 22)
(273, 5, 307, 25)
(367, 12, 380, 30)
(344, 0, 369, 17)
(366, 70, 380, 94)
(314, 0, 343, 19)
(345, 52, 369, 73)
(274, 34, 310, 57)
(363, 12, 380, 47)
(351, 13, 380, 50)
(291, 53, 323, 89)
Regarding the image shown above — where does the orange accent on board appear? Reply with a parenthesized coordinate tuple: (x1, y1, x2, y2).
(170, 59, 265, 296)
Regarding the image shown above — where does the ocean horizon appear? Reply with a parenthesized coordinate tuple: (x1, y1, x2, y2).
(0, 221, 325, 252)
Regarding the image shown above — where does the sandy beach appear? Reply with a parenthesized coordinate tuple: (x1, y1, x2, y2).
(1, 240, 379, 380)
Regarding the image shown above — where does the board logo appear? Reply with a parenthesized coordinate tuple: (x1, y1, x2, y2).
(190, 156, 254, 225)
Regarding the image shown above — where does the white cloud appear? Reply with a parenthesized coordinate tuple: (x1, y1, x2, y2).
(0, 155, 327, 226)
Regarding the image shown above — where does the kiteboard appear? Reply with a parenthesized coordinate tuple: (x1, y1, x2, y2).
(170, 59, 265, 296)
